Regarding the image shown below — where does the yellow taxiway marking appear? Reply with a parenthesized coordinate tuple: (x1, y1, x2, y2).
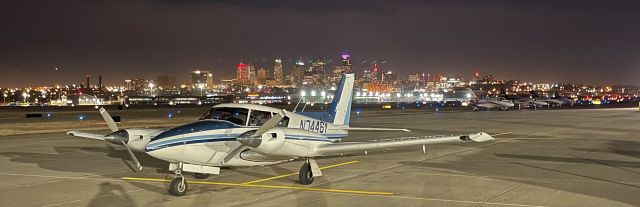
(241, 160, 359, 184)
(491, 132, 513, 137)
(121, 176, 394, 196)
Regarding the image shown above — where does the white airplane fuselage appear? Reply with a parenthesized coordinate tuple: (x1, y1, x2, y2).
(144, 104, 349, 167)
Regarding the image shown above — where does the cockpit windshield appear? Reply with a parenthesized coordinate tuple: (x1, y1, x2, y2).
(199, 107, 248, 125)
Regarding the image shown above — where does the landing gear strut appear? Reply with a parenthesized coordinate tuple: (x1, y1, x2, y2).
(299, 162, 314, 185)
(168, 165, 188, 196)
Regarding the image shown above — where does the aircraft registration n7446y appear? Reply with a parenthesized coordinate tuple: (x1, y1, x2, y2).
(67, 73, 494, 196)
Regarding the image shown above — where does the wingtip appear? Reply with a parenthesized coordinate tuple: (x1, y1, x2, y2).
(471, 132, 494, 142)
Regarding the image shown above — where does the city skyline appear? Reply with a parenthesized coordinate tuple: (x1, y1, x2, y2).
(2, 0, 640, 87)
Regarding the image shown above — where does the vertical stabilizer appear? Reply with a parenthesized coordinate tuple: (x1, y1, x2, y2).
(327, 74, 355, 126)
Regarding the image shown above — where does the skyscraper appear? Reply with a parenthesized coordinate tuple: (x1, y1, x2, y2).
(98, 75, 103, 91)
(190, 70, 213, 89)
(237, 61, 249, 84)
(273, 59, 284, 85)
(247, 64, 257, 85)
(307, 57, 326, 86)
(332, 53, 352, 85)
(257, 67, 268, 85)
(292, 58, 305, 86)
(157, 74, 177, 89)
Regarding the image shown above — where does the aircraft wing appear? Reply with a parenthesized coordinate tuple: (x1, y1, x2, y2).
(313, 132, 493, 156)
(339, 127, 411, 132)
(66, 131, 105, 140)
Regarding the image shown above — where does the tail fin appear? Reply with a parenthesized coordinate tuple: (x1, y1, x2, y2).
(327, 74, 355, 126)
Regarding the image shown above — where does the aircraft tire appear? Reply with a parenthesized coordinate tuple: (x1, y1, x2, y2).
(299, 162, 314, 185)
(168, 177, 188, 196)
(194, 173, 209, 179)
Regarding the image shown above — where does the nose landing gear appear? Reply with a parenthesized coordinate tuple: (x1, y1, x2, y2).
(168, 165, 188, 196)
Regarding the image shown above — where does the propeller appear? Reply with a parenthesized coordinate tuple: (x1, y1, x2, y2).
(122, 140, 143, 172)
(221, 110, 286, 165)
(99, 107, 119, 132)
(237, 110, 285, 147)
(99, 107, 142, 172)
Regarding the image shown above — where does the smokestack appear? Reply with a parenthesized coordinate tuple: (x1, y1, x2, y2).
(98, 75, 102, 91)
(86, 75, 90, 89)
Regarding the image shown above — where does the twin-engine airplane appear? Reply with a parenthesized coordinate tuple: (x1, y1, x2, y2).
(67, 74, 494, 196)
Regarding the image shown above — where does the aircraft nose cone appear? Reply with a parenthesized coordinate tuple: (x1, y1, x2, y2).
(104, 130, 129, 145)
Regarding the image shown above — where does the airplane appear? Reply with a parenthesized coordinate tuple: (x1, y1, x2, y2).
(498, 89, 548, 109)
(465, 89, 515, 111)
(529, 91, 564, 107)
(67, 74, 495, 196)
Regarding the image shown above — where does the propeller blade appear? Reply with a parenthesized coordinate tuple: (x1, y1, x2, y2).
(121, 140, 142, 172)
(251, 110, 285, 138)
(99, 107, 119, 132)
(221, 144, 246, 165)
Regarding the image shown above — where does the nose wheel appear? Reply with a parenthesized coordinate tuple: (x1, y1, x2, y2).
(168, 168, 188, 196)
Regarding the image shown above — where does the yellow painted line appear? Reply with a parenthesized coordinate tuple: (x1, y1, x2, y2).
(241, 160, 359, 184)
(491, 132, 512, 137)
(121, 176, 394, 196)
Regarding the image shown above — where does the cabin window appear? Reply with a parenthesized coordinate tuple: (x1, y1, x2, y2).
(249, 110, 273, 126)
(276, 117, 290, 127)
(199, 107, 249, 126)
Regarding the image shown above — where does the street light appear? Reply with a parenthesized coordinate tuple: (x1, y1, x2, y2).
(22, 92, 28, 104)
(198, 84, 204, 96)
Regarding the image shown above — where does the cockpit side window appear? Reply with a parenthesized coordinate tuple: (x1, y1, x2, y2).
(249, 110, 273, 126)
(276, 117, 290, 127)
(199, 107, 249, 126)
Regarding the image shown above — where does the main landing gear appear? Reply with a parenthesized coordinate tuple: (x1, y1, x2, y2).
(298, 158, 322, 185)
(299, 162, 314, 185)
(194, 173, 209, 179)
(168, 166, 188, 196)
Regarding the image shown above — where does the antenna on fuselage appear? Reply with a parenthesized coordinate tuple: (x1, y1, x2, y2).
(293, 96, 305, 112)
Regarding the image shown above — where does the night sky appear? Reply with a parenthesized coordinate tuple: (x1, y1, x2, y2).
(1, 0, 639, 87)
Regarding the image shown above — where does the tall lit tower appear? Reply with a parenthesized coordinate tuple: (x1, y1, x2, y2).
(237, 61, 248, 83)
(98, 75, 103, 91)
(309, 57, 326, 86)
(332, 53, 353, 85)
(274, 58, 283, 85)
(85, 75, 91, 89)
(292, 58, 305, 86)
(191, 70, 213, 89)
(340, 53, 352, 71)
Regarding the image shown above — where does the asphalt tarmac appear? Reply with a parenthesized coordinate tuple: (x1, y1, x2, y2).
(1, 107, 639, 207)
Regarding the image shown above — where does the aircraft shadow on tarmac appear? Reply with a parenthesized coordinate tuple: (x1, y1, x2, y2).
(461, 116, 640, 135)
(87, 182, 139, 207)
(398, 145, 640, 206)
(572, 139, 640, 159)
(0, 145, 169, 174)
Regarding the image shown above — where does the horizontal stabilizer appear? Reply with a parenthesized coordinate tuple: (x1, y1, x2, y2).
(66, 131, 105, 140)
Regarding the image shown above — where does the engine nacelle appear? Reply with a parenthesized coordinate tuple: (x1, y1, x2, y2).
(253, 128, 286, 154)
(252, 128, 330, 158)
(105, 128, 162, 152)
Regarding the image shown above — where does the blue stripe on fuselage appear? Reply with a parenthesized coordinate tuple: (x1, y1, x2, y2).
(145, 134, 343, 152)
